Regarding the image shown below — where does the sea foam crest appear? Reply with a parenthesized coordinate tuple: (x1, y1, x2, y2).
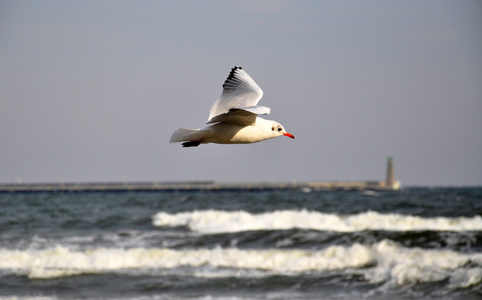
(1, 241, 481, 290)
(152, 210, 482, 233)
(0, 244, 373, 279)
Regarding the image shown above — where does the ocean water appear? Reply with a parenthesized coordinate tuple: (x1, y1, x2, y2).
(0, 187, 481, 300)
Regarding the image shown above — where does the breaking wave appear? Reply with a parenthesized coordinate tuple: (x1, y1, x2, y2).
(1, 241, 481, 291)
(152, 210, 482, 233)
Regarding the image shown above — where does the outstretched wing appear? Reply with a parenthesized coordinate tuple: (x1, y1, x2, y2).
(207, 106, 271, 126)
(207, 66, 269, 125)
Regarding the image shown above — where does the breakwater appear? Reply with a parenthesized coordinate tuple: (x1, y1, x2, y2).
(0, 180, 399, 193)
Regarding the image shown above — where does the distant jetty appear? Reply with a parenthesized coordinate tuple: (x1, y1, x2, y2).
(0, 157, 400, 193)
(0, 180, 398, 193)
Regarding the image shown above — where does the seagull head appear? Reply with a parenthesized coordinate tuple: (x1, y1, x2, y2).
(271, 122, 295, 139)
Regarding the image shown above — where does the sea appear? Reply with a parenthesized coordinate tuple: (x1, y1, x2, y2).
(0, 187, 481, 300)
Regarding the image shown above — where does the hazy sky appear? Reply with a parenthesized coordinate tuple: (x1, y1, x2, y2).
(1, 1, 481, 186)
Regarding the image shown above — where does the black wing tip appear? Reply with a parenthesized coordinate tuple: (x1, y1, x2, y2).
(182, 141, 201, 147)
(229, 66, 243, 76)
(223, 66, 244, 88)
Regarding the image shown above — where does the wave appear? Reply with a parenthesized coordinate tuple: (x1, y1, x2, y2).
(1, 241, 481, 291)
(152, 210, 482, 233)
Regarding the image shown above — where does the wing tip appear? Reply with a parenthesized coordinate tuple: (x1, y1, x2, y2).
(223, 66, 244, 87)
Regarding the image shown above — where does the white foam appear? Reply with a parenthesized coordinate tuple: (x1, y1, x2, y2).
(365, 240, 482, 288)
(152, 209, 482, 233)
(1, 241, 481, 290)
(0, 244, 374, 279)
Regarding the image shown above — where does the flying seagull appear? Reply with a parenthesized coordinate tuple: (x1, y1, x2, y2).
(170, 66, 295, 147)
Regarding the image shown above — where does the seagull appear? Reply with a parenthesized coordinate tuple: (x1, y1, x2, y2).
(170, 66, 295, 147)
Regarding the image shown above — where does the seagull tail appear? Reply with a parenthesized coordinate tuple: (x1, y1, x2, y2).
(169, 128, 206, 144)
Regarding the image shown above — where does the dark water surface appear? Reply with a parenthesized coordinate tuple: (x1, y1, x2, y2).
(0, 187, 481, 299)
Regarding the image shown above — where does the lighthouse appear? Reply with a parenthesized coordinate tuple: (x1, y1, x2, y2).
(385, 156, 400, 189)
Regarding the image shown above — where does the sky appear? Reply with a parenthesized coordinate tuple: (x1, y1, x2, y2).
(1, 1, 481, 186)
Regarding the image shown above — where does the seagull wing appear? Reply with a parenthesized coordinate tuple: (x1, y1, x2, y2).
(207, 67, 269, 125)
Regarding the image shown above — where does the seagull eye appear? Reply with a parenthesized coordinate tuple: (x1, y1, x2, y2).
(278, 128, 282, 131)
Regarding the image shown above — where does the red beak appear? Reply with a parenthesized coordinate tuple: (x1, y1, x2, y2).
(284, 132, 295, 139)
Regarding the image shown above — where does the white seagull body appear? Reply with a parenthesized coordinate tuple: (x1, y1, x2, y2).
(170, 66, 294, 147)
